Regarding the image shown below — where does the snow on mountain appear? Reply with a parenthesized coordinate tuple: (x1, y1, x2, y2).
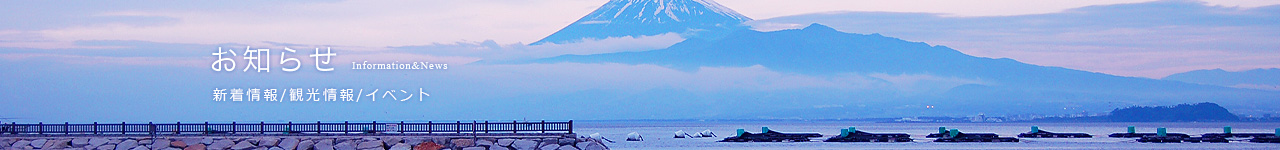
(532, 0, 752, 45)
(536, 23, 1280, 117)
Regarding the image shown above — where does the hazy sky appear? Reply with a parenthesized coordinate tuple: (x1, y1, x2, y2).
(3, 0, 1279, 122)
(1, 0, 1277, 78)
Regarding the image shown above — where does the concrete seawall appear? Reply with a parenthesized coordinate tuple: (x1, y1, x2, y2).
(0, 133, 608, 150)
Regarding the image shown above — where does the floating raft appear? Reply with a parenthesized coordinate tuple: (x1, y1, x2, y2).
(719, 127, 822, 142)
(1108, 126, 1189, 138)
(1250, 136, 1280, 143)
(1202, 126, 1275, 138)
(1246, 128, 1280, 143)
(823, 127, 912, 142)
(1017, 126, 1092, 138)
(1137, 136, 1228, 143)
(931, 128, 1019, 142)
(1135, 127, 1227, 143)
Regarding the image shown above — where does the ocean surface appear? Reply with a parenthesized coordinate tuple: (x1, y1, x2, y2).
(574, 121, 1280, 150)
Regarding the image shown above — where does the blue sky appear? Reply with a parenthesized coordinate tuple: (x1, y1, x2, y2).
(2, 0, 1279, 122)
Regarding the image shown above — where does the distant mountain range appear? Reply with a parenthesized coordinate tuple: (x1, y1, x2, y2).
(1164, 68, 1280, 91)
(534, 23, 1280, 118)
(513, 0, 1280, 119)
(531, 0, 751, 45)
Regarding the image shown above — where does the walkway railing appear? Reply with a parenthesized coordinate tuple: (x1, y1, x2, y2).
(0, 120, 571, 135)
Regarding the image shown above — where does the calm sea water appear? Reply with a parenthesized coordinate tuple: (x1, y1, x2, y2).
(575, 121, 1280, 150)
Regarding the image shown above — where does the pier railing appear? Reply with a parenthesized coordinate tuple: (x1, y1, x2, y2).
(0, 120, 572, 135)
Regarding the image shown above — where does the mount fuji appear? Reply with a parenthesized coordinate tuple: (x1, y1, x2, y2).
(531, 0, 752, 45)
(536, 23, 1280, 118)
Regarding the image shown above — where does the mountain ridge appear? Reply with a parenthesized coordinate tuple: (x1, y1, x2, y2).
(532, 0, 752, 45)
(535, 23, 1280, 117)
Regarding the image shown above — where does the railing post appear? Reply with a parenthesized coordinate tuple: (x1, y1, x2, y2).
(344, 121, 349, 134)
(316, 121, 321, 134)
(569, 120, 573, 133)
(400, 121, 405, 134)
(428, 121, 433, 133)
(204, 122, 209, 134)
(93, 122, 98, 134)
(287, 122, 292, 134)
(512, 120, 517, 133)
(120, 122, 125, 134)
(176, 122, 181, 134)
(541, 120, 545, 133)
(373, 121, 378, 134)
(64, 122, 69, 135)
(38, 122, 43, 135)
(260, 122, 265, 134)
(484, 121, 489, 133)
(456, 121, 460, 133)
(232, 121, 237, 134)
(149, 122, 155, 135)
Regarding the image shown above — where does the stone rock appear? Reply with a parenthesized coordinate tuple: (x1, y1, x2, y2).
(581, 144, 605, 150)
(11, 140, 31, 149)
(489, 146, 511, 150)
(538, 144, 557, 150)
(201, 138, 215, 145)
(428, 138, 448, 146)
(573, 142, 589, 150)
(172, 140, 188, 148)
(90, 138, 110, 148)
(231, 140, 256, 150)
(296, 140, 316, 150)
(245, 139, 260, 146)
(98, 144, 117, 150)
(183, 144, 204, 150)
(556, 145, 577, 150)
(381, 138, 401, 146)
(54, 139, 75, 149)
(132, 145, 150, 150)
(258, 138, 280, 147)
(448, 139, 473, 148)
(556, 139, 574, 146)
(269, 147, 283, 150)
(1, 139, 14, 148)
(402, 138, 424, 146)
(334, 141, 355, 150)
(66, 148, 89, 150)
(117, 140, 139, 150)
(387, 143, 410, 150)
(474, 140, 493, 147)
(511, 140, 537, 150)
(277, 138, 299, 150)
(152, 139, 172, 149)
(74, 138, 92, 147)
(178, 139, 201, 147)
(355, 140, 383, 150)
(141, 140, 153, 145)
(161, 147, 181, 150)
(109, 139, 122, 145)
(30, 139, 46, 149)
(460, 147, 484, 150)
(496, 139, 514, 147)
(313, 139, 334, 150)
(411, 142, 442, 150)
(253, 147, 267, 150)
(208, 139, 235, 150)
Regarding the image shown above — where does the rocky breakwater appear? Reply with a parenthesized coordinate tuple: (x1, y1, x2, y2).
(1, 136, 607, 150)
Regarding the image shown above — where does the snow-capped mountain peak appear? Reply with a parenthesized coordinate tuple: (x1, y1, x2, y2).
(532, 0, 752, 45)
